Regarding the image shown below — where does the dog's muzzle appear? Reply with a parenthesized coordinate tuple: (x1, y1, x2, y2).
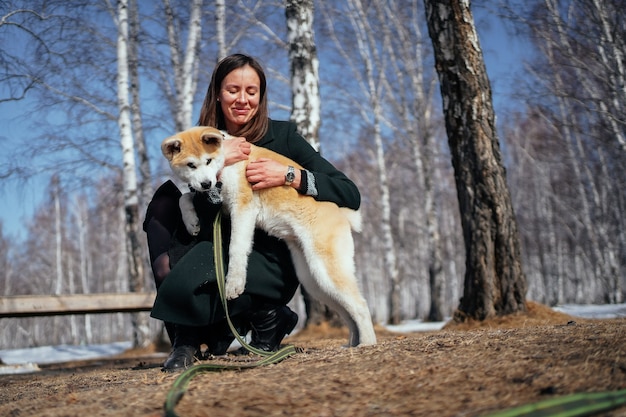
(189, 181, 222, 193)
(189, 182, 223, 204)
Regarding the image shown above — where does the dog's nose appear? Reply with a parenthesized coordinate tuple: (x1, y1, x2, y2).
(200, 181, 212, 190)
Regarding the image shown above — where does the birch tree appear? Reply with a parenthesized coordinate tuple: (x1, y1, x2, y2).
(286, 0, 320, 151)
(53, 175, 64, 295)
(286, 0, 342, 326)
(163, 0, 203, 132)
(215, 0, 227, 61)
(128, 0, 151, 209)
(115, 0, 149, 348)
(74, 195, 93, 343)
(424, 0, 527, 321)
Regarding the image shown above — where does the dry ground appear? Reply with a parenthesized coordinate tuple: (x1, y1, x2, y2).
(1, 302, 625, 417)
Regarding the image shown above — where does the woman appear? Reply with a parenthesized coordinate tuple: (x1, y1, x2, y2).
(144, 54, 360, 371)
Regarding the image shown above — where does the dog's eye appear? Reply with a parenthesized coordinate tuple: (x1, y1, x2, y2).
(205, 159, 212, 165)
(187, 162, 196, 169)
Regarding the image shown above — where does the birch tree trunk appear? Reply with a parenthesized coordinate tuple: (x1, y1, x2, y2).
(215, 0, 227, 61)
(75, 195, 93, 344)
(53, 175, 63, 296)
(163, 0, 203, 131)
(424, 0, 527, 321)
(286, 0, 320, 151)
(116, 0, 149, 348)
(128, 0, 151, 209)
(286, 0, 343, 327)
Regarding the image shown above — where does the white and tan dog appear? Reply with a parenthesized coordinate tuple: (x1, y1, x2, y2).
(161, 126, 376, 347)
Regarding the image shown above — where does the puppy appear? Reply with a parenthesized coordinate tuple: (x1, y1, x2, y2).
(161, 126, 376, 347)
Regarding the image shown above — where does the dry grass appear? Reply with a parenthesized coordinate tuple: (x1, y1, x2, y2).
(1, 302, 625, 417)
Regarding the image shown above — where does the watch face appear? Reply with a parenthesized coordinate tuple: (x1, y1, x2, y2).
(286, 166, 295, 183)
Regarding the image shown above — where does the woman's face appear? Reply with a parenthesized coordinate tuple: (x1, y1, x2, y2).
(219, 64, 261, 134)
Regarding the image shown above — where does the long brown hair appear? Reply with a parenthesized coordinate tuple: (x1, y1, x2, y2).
(197, 54, 269, 143)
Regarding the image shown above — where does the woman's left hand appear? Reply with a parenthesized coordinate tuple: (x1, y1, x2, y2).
(246, 158, 299, 190)
(223, 136, 251, 166)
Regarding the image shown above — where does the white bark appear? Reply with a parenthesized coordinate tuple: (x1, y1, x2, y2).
(286, 0, 321, 150)
(116, 0, 149, 348)
(164, 0, 203, 131)
(54, 178, 63, 295)
(216, 0, 227, 61)
(128, 0, 151, 209)
(74, 196, 93, 343)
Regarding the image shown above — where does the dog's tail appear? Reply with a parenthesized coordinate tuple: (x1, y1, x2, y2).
(341, 208, 362, 233)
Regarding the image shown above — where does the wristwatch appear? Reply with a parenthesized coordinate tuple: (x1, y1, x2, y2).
(285, 165, 296, 186)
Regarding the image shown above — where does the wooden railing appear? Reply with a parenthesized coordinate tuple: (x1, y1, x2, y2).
(0, 293, 157, 318)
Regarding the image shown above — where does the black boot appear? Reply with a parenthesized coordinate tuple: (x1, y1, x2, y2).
(204, 318, 250, 356)
(249, 305, 298, 352)
(162, 325, 200, 372)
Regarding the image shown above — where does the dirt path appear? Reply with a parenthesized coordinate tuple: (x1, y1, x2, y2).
(1, 302, 625, 417)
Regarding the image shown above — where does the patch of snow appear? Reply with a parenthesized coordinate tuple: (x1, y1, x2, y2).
(384, 320, 446, 333)
(553, 303, 626, 319)
(0, 341, 132, 368)
(0, 362, 41, 374)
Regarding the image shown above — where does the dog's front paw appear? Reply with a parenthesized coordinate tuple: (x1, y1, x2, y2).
(182, 214, 201, 236)
(180, 193, 201, 236)
(224, 275, 245, 300)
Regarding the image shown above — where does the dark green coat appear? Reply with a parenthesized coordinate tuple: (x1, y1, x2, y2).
(150, 119, 360, 326)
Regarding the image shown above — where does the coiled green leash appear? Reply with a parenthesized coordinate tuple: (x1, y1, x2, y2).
(481, 389, 626, 417)
(164, 210, 297, 417)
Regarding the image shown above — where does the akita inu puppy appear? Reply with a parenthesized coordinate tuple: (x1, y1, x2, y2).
(161, 126, 376, 347)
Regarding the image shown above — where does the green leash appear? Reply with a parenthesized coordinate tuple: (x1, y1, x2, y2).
(481, 388, 626, 417)
(164, 210, 297, 417)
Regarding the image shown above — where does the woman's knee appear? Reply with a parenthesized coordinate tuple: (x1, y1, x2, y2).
(152, 252, 171, 287)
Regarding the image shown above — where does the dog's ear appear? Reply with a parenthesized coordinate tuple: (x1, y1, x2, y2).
(161, 138, 182, 161)
(201, 130, 223, 147)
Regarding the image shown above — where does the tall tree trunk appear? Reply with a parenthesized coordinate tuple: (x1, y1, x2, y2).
(75, 196, 93, 344)
(116, 0, 150, 348)
(215, 0, 227, 61)
(53, 175, 63, 295)
(128, 0, 151, 209)
(286, 0, 321, 151)
(424, 0, 527, 321)
(164, 0, 203, 131)
(285, 0, 342, 327)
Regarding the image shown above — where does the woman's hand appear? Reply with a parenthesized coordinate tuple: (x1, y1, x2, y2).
(246, 158, 301, 190)
(223, 136, 251, 166)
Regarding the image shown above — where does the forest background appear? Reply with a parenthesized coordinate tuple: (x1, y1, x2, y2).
(0, 0, 624, 350)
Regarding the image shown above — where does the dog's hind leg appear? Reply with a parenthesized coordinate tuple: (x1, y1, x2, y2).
(288, 236, 376, 347)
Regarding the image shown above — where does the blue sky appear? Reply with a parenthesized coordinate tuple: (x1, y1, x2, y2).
(0, 7, 529, 240)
